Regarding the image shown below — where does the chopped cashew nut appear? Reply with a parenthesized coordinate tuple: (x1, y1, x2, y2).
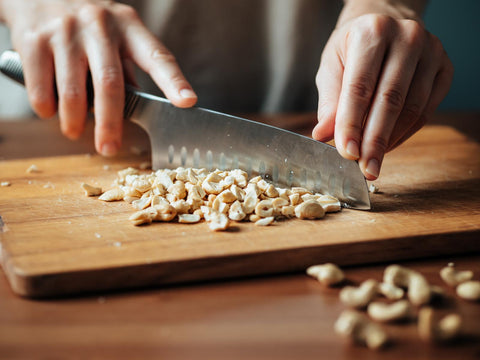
(178, 214, 201, 224)
(99, 188, 125, 202)
(129, 209, 154, 226)
(255, 216, 274, 226)
(384, 265, 431, 306)
(440, 263, 474, 287)
(456, 281, 480, 301)
(340, 279, 380, 309)
(81, 183, 102, 197)
(418, 307, 463, 342)
(295, 199, 325, 219)
(26, 164, 40, 173)
(93, 166, 341, 231)
(334, 310, 389, 350)
(306, 263, 345, 286)
(369, 184, 379, 193)
(367, 300, 413, 323)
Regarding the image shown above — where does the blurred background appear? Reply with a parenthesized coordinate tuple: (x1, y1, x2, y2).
(424, 0, 480, 110)
(0, 0, 478, 117)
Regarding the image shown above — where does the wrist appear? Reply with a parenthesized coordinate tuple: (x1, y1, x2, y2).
(338, 0, 426, 27)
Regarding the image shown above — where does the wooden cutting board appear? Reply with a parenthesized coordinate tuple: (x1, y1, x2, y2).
(0, 124, 479, 298)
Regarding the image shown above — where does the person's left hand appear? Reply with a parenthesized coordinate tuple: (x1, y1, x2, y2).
(313, 14, 453, 180)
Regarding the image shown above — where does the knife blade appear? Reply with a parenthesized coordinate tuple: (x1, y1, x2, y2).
(0, 50, 370, 209)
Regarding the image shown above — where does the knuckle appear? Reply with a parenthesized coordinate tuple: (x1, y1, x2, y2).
(347, 76, 375, 103)
(428, 33, 445, 56)
(368, 135, 389, 153)
(114, 4, 139, 20)
(379, 87, 404, 111)
(79, 4, 109, 24)
(30, 85, 51, 107)
(401, 103, 422, 121)
(357, 14, 392, 39)
(344, 122, 363, 137)
(150, 48, 177, 64)
(21, 31, 48, 49)
(60, 84, 83, 103)
(97, 66, 123, 92)
(401, 20, 425, 47)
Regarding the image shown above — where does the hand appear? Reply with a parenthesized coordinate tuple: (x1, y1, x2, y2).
(1, 0, 197, 156)
(313, 13, 453, 180)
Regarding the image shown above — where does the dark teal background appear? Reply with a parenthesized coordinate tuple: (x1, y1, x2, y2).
(424, 1, 480, 109)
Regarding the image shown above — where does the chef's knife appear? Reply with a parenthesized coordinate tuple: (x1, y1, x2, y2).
(0, 50, 370, 209)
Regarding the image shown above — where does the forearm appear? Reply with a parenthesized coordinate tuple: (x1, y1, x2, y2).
(338, 0, 428, 27)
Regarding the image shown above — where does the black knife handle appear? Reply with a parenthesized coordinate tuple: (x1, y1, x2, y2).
(0, 50, 138, 118)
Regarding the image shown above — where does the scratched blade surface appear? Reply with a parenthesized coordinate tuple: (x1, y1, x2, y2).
(125, 89, 370, 209)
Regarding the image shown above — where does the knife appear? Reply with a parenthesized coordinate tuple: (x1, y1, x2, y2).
(0, 50, 370, 209)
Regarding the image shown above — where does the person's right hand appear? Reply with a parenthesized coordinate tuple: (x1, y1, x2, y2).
(1, 0, 197, 156)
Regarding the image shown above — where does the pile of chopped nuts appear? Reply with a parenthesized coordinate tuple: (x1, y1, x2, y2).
(86, 166, 342, 231)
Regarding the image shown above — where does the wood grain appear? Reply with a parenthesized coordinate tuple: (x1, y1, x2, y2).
(0, 121, 479, 297)
(0, 255, 479, 360)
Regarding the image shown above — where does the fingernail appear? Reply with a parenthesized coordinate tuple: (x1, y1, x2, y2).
(366, 158, 380, 178)
(346, 140, 360, 159)
(101, 142, 118, 157)
(179, 88, 197, 99)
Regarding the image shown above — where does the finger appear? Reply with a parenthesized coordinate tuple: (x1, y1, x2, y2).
(385, 55, 437, 151)
(121, 18, 197, 108)
(20, 39, 57, 118)
(312, 44, 343, 143)
(84, 37, 124, 157)
(358, 22, 424, 180)
(53, 41, 89, 140)
(333, 19, 389, 161)
(122, 58, 138, 87)
(389, 56, 453, 150)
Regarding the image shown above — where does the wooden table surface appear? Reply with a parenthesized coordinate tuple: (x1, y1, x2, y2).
(1, 112, 479, 359)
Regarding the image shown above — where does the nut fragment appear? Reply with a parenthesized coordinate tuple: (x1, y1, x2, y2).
(440, 263, 474, 287)
(334, 310, 389, 350)
(255, 199, 274, 218)
(456, 281, 480, 301)
(178, 213, 201, 224)
(99, 188, 125, 202)
(295, 200, 325, 219)
(255, 216, 274, 226)
(206, 209, 230, 231)
(26, 164, 40, 173)
(151, 204, 177, 222)
(306, 263, 344, 286)
(418, 307, 463, 342)
(367, 300, 413, 323)
(316, 195, 342, 213)
(129, 209, 154, 226)
(228, 200, 246, 221)
(81, 183, 103, 197)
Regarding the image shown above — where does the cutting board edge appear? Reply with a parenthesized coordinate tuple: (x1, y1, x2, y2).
(3, 229, 479, 298)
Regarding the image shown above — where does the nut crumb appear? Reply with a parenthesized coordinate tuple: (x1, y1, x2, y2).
(26, 164, 40, 173)
(369, 184, 379, 193)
